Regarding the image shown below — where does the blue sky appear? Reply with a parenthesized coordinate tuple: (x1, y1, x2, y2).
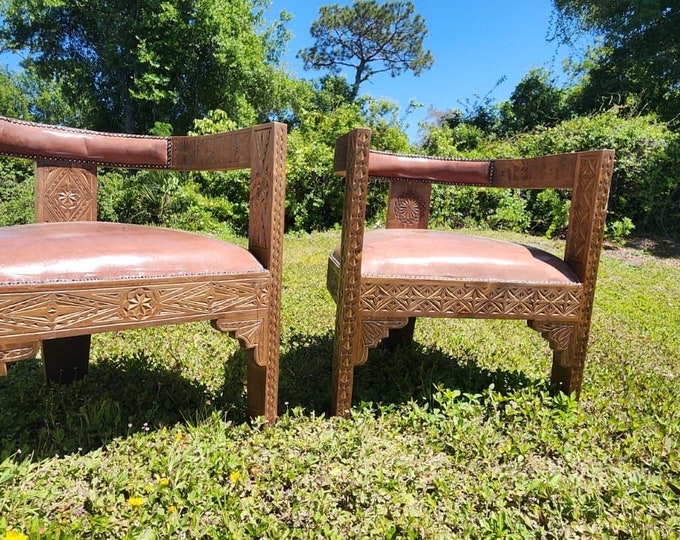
(267, 0, 578, 140)
(0, 1, 577, 141)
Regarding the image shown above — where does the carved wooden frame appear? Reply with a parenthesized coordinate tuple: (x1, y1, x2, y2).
(0, 121, 287, 422)
(328, 127, 614, 416)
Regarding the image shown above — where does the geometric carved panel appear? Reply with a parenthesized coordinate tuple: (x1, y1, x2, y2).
(359, 280, 583, 320)
(36, 164, 98, 222)
(0, 341, 40, 375)
(0, 276, 270, 340)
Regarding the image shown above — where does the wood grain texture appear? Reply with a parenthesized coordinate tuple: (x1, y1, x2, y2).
(0, 120, 287, 422)
(328, 128, 614, 416)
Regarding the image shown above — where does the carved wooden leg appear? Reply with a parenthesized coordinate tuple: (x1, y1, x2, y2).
(245, 348, 278, 423)
(0, 342, 41, 376)
(331, 308, 358, 417)
(331, 337, 356, 418)
(528, 321, 587, 397)
(549, 322, 590, 398)
(212, 317, 278, 422)
(382, 317, 416, 350)
(332, 317, 411, 417)
(42, 335, 91, 384)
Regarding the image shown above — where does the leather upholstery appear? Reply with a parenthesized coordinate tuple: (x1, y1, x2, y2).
(0, 222, 264, 285)
(328, 127, 614, 417)
(0, 116, 169, 167)
(369, 151, 492, 185)
(330, 229, 580, 284)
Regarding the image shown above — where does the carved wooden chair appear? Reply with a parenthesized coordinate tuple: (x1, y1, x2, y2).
(327, 127, 614, 416)
(0, 116, 286, 422)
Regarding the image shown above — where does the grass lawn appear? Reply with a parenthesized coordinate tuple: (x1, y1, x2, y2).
(1, 230, 679, 538)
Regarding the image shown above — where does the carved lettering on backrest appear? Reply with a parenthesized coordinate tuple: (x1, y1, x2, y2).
(35, 163, 98, 222)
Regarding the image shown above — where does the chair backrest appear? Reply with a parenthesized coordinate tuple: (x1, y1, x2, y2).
(333, 126, 615, 288)
(0, 116, 287, 271)
(328, 128, 615, 413)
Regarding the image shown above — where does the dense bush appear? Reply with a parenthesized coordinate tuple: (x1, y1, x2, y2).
(0, 157, 34, 226)
(423, 110, 680, 239)
(97, 169, 237, 233)
(285, 98, 410, 232)
(515, 111, 680, 238)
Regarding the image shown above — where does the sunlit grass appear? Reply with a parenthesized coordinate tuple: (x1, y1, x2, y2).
(0, 230, 678, 538)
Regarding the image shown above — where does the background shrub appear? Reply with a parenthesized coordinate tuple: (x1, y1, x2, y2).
(0, 157, 33, 226)
(424, 110, 679, 239)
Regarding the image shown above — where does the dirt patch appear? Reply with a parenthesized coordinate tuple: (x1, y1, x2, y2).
(603, 236, 680, 268)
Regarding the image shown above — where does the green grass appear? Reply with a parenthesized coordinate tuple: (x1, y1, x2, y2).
(1, 230, 679, 539)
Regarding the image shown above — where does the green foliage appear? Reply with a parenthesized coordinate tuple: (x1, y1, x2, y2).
(0, 0, 293, 133)
(551, 1, 680, 124)
(607, 217, 635, 246)
(286, 96, 411, 232)
(515, 110, 680, 237)
(0, 231, 679, 537)
(0, 66, 30, 119)
(500, 68, 569, 134)
(299, 0, 434, 101)
(529, 189, 571, 237)
(0, 157, 33, 226)
(98, 169, 233, 232)
(421, 110, 679, 239)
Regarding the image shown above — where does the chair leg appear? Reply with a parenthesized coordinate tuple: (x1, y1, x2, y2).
(550, 327, 588, 398)
(381, 317, 416, 350)
(42, 335, 91, 384)
(331, 342, 356, 418)
(212, 316, 279, 423)
(528, 320, 587, 398)
(246, 348, 279, 423)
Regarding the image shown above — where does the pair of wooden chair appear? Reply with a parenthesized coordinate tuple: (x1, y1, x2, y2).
(0, 118, 614, 421)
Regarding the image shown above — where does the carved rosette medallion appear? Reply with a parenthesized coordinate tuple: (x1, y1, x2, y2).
(57, 187, 79, 210)
(43, 168, 95, 221)
(394, 193, 425, 225)
(121, 288, 160, 320)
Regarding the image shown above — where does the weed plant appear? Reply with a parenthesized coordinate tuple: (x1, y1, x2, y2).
(0, 231, 679, 538)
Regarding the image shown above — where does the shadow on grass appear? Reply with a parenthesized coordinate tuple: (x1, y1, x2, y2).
(0, 348, 248, 461)
(1, 332, 541, 461)
(278, 331, 541, 416)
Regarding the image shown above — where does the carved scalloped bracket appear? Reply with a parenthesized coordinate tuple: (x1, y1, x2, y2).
(528, 321, 575, 352)
(0, 341, 41, 376)
(357, 318, 410, 366)
(212, 317, 266, 366)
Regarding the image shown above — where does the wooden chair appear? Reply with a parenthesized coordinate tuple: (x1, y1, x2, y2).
(327, 127, 614, 416)
(0, 116, 286, 422)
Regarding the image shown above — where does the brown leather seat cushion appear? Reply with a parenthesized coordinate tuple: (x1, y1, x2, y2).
(331, 229, 580, 284)
(0, 222, 264, 285)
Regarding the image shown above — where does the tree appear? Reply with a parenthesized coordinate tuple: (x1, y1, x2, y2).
(499, 68, 568, 134)
(0, 0, 292, 133)
(551, 1, 680, 123)
(298, 0, 434, 101)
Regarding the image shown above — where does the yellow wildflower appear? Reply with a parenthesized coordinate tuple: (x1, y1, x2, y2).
(158, 477, 170, 487)
(229, 471, 241, 483)
(168, 505, 177, 513)
(128, 496, 145, 507)
(3, 531, 28, 540)
(175, 432, 183, 441)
